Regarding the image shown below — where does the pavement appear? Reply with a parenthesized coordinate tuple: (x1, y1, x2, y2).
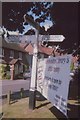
(0, 90, 79, 119)
(1, 92, 58, 119)
(2, 98, 58, 119)
(0, 79, 79, 119)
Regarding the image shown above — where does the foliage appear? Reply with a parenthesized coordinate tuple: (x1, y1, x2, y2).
(0, 64, 6, 79)
(70, 63, 74, 71)
(2, 2, 53, 34)
(2, 2, 78, 50)
(0, 64, 10, 79)
(24, 64, 29, 71)
(5, 74, 11, 79)
(0, 64, 6, 73)
(6, 65, 10, 71)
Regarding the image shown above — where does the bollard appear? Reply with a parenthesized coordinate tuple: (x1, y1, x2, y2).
(20, 88, 24, 98)
(7, 90, 11, 105)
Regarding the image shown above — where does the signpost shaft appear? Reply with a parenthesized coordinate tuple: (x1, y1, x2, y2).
(29, 30, 39, 109)
(24, 14, 40, 110)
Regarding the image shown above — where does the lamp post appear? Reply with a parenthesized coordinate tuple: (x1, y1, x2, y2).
(24, 14, 40, 109)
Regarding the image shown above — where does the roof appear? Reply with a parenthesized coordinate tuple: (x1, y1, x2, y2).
(9, 59, 18, 65)
(9, 59, 26, 65)
(19, 43, 28, 49)
(25, 43, 34, 54)
(9, 59, 24, 65)
(0, 37, 26, 52)
(39, 45, 53, 55)
(24, 43, 53, 55)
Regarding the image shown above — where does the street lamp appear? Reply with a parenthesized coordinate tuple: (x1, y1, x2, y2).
(24, 14, 40, 109)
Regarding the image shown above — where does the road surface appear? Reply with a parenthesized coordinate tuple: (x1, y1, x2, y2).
(0, 79, 30, 96)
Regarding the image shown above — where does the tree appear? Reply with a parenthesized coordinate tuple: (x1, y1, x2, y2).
(2, 2, 53, 34)
(47, 2, 78, 51)
(2, 2, 78, 51)
(24, 29, 35, 35)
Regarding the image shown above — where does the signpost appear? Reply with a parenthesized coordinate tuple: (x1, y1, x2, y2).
(24, 14, 65, 111)
(24, 14, 40, 109)
(42, 35, 65, 42)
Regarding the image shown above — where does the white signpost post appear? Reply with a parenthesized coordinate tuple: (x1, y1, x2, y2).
(24, 14, 40, 109)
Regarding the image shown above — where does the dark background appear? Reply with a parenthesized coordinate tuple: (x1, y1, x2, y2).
(2, 2, 78, 51)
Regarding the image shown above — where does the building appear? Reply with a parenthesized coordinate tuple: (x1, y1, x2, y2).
(20, 42, 54, 68)
(0, 36, 29, 80)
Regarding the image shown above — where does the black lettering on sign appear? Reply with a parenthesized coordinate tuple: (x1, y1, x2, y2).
(66, 58, 69, 63)
(54, 67, 60, 73)
(48, 84, 58, 91)
(61, 98, 66, 102)
(59, 80, 62, 85)
(48, 66, 53, 71)
(56, 95, 60, 99)
(61, 102, 67, 108)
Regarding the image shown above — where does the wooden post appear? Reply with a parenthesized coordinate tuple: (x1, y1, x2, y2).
(20, 88, 24, 98)
(7, 90, 11, 105)
(10, 65, 14, 80)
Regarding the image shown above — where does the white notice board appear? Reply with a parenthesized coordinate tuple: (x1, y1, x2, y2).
(37, 55, 71, 116)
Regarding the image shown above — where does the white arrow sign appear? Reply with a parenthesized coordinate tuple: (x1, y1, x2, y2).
(42, 35, 65, 42)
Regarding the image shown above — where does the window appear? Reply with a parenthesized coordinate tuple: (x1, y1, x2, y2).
(0, 48, 4, 57)
(19, 52, 22, 60)
(2, 49, 4, 57)
(19, 64, 23, 73)
(0, 48, 2, 57)
(10, 50, 14, 58)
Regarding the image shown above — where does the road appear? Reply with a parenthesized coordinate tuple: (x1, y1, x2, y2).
(0, 79, 31, 96)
